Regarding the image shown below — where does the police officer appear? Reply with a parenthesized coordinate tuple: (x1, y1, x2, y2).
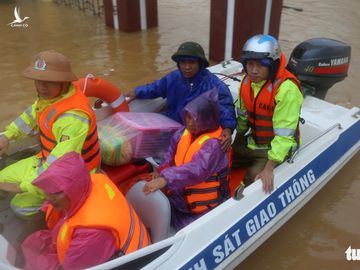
(232, 35, 303, 193)
(0, 50, 100, 217)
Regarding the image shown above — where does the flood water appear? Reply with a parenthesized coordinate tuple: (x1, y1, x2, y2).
(0, 0, 359, 269)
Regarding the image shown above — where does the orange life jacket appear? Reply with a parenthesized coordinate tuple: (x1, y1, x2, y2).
(45, 174, 150, 265)
(174, 127, 230, 213)
(37, 84, 100, 171)
(240, 53, 302, 145)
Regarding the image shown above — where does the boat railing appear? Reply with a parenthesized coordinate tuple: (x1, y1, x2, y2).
(288, 123, 342, 163)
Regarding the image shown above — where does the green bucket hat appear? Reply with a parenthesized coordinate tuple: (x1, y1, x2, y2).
(171, 41, 209, 67)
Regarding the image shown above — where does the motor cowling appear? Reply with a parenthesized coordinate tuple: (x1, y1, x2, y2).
(287, 38, 351, 99)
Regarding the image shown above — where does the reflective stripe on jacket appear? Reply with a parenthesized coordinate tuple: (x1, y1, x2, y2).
(45, 174, 150, 264)
(37, 84, 100, 171)
(239, 53, 302, 145)
(174, 127, 230, 213)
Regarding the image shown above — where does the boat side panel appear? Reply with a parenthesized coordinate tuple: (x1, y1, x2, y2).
(179, 119, 359, 270)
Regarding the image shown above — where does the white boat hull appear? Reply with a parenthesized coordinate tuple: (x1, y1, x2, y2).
(0, 61, 359, 270)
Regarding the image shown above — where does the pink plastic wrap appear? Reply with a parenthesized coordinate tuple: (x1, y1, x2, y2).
(98, 112, 182, 165)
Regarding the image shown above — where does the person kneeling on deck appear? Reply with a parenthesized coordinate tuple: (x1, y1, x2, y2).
(232, 35, 303, 194)
(0, 50, 101, 217)
(22, 152, 150, 270)
(143, 89, 231, 230)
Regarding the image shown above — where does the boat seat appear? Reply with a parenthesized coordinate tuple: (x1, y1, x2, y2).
(126, 181, 171, 243)
(0, 235, 16, 267)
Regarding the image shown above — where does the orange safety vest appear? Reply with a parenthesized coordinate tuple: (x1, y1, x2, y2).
(240, 53, 302, 145)
(174, 127, 230, 213)
(45, 174, 150, 265)
(37, 84, 100, 171)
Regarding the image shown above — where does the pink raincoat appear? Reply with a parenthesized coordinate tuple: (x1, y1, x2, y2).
(21, 152, 116, 270)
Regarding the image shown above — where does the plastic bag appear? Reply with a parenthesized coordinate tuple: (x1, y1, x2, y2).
(98, 112, 181, 166)
(98, 116, 134, 166)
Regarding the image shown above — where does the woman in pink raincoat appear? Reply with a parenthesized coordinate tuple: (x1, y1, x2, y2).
(22, 152, 150, 270)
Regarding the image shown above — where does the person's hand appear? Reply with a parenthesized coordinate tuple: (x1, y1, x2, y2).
(0, 135, 10, 156)
(255, 160, 277, 194)
(220, 128, 232, 152)
(125, 89, 137, 102)
(152, 170, 159, 179)
(143, 177, 167, 194)
(0, 182, 22, 193)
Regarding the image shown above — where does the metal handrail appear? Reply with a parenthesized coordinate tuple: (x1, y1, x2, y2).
(288, 123, 342, 163)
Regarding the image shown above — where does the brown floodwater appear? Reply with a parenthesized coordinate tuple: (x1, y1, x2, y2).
(0, 0, 359, 269)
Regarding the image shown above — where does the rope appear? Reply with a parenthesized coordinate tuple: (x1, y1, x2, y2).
(82, 73, 95, 94)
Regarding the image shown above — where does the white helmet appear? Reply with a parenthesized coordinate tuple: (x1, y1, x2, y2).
(242, 34, 281, 61)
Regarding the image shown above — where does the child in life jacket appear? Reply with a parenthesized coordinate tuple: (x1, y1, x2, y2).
(143, 89, 231, 230)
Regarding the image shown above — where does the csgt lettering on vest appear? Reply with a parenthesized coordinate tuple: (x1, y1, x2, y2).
(258, 102, 274, 112)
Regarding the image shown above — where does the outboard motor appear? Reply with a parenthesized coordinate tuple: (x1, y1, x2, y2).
(287, 38, 351, 99)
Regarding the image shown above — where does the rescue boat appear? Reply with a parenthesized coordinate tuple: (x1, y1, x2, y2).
(0, 38, 359, 270)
